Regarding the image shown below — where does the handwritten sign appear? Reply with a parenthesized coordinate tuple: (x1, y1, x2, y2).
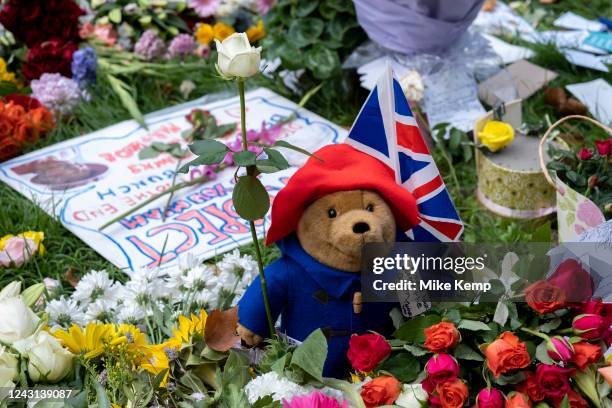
(0, 88, 346, 272)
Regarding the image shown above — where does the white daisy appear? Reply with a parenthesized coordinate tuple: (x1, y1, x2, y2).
(45, 297, 85, 329)
(72, 270, 121, 306)
(183, 265, 219, 292)
(177, 253, 201, 271)
(116, 300, 148, 325)
(191, 288, 219, 309)
(244, 372, 308, 404)
(84, 298, 114, 322)
(217, 249, 258, 290)
(124, 268, 168, 305)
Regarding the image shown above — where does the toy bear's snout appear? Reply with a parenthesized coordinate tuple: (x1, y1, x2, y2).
(352, 222, 370, 234)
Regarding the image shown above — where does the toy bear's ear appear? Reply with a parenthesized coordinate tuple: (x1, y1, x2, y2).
(265, 143, 420, 246)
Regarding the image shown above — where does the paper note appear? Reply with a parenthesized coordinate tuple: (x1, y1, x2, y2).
(423, 68, 485, 134)
(563, 49, 610, 72)
(473, 1, 539, 42)
(583, 31, 612, 53)
(553, 11, 607, 32)
(478, 60, 557, 106)
(538, 30, 607, 55)
(482, 34, 535, 64)
(566, 79, 612, 125)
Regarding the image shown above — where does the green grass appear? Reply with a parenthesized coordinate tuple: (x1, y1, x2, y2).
(1, 2, 611, 289)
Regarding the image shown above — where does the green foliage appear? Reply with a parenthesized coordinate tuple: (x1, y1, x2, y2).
(378, 353, 420, 382)
(289, 329, 327, 383)
(394, 314, 441, 344)
(139, 141, 189, 160)
(263, 0, 366, 80)
(233, 175, 271, 221)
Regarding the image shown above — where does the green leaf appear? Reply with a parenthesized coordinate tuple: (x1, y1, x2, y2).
(139, 146, 161, 160)
(290, 329, 327, 383)
(454, 344, 484, 361)
(92, 377, 111, 408)
(106, 74, 146, 128)
(304, 45, 340, 79)
(222, 350, 250, 389)
(535, 340, 554, 364)
(538, 318, 561, 333)
(559, 395, 570, 408)
(379, 353, 420, 382)
(449, 128, 463, 151)
(256, 159, 284, 173)
(458, 319, 491, 332)
(294, 0, 319, 17)
(403, 343, 429, 357)
(276, 41, 303, 70)
(394, 314, 441, 343)
(264, 148, 290, 170)
(233, 151, 257, 167)
(288, 18, 325, 48)
(108, 8, 122, 24)
(274, 140, 320, 160)
(232, 175, 270, 220)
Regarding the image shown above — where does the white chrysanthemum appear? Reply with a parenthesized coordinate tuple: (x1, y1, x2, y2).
(217, 249, 257, 290)
(116, 300, 148, 325)
(124, 268, 168, 305)
(191, 288, 219, 309)
(72, 270, 121, 306)
(244, 372, 309, 404)
(45, 297, 85, 329)
(84, 299, 114, 322)
(177, 253, 201, 271)
(183, 265, 219, 292)
(165, 266, 188, 295)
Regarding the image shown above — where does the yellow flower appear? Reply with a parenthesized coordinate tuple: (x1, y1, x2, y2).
(52, 322, 115, 359)
(0, 58, 17, 84)
(477, 120, 514, 152)
(213, 22, 235, 41)
(195, 23, 214, 45)
(246, 20, 266, 43)
(0, 231, 45, 255)
(165, 309, 208, 349)
(112, 324, 149, 354)
(138, 343, 170, 386)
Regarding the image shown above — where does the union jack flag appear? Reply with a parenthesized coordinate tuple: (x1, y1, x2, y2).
(347, 64, 463, 242)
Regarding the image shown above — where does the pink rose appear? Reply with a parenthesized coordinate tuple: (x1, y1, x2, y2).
(535, 364, 574, 399)
(576, 200, 604, 227)
(476, 388, 504, 408)
(573, 314, 606, 339)
(546, 336, 574, 363)
(0, 236, 38, 267)
(425, 353, 459, 385)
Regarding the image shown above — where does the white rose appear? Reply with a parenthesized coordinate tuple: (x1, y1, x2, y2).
(395, 384, 428, 408)
(215, 33, 262, 78)
(0, 297, 39, 343)
(0, 346, 18, 386)
(13, 331, 73, 383)
(0, 281, 21, 301)
(399, 70, 424, 103)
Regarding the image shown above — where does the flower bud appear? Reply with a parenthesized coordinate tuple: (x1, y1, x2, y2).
(573, 313, 605, 339)
(588, 175, 598, 188)
(546, 336, 574, 363)
(476, 387, 504, 408)
(425, 353, 459, 385)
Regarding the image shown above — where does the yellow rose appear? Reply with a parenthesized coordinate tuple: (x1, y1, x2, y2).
(477, 120, 514, 152)
(195, 23, 214, 45)
(0, 58, 17, 84)
(212, 22, 235, 41)
(246, 20, 266, 43)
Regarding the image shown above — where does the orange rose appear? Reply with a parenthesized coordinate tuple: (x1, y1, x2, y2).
(436, 378, 468, 408)
(524, 281, 566, 314)
(484, 332, 531, 378)
(505, 392, 532, 408)
(571, 342, 602, 370)
(360, 376, 401, 408)
(424, 322, 461, 353)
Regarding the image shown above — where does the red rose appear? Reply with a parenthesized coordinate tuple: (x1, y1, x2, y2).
(535, 364, 575, 399)
(571, 342, 602, 370)
(505, 392, 531, 408)
(516, 372, 544, 402)
(360, 376, 401, 408)
(436, 379, 468, 408)
(595, 139, 612, 156)
(580, 299, 603, 314)
(347, 333, 391, 372)
(573, 314, 606, 339)
(22, 41, 78, 81)
(484, 332, 531, 378)
(0, 0, 83, 47)
(552, 390, 588, 408)
(0, 136, 22, 162)
(2, 94, 42, 111)
(547, 259, 593, 303)
(426, 353, 460, 385)
(524, 281, 566, 314)
(424, 322, 461, 353)
(578, 148, 593, 160)
(476, 387, 504, 408)
(546, 336, 574, 363)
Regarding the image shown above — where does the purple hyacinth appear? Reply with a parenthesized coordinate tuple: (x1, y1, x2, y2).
(31, 73, 87, 117)
(134, 30, 166, 61)
(167, 34, 196, 59)
(71, 47, 97, 87)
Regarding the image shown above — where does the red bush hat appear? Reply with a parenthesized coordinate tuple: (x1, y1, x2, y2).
(265, 143, 420, 245)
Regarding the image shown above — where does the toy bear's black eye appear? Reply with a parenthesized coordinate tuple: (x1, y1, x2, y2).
(327, 208, 337, 218)
(366, 204, 374, 212)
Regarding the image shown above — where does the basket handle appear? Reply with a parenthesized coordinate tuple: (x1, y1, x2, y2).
(538, 114, 612, 193)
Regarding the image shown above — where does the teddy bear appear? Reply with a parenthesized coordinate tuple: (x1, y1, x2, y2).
(237, 143, 420, 378)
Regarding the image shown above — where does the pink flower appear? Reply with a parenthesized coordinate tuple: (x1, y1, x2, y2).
(546, 336, 574, 363)
(188, 0, 219, 17)
(0, 237, 38, 267)
(425, 353, 459, 385)
(255, 0, 277, 15)
(476, 388, 504, 408)
(578, 148, 593, 160)
(595, 138, 611, 156)
(282, 392, 347, 408)
(93, 24, 117, 46)
(576, 200, 604, 227)
(573, 314, 606, 339)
